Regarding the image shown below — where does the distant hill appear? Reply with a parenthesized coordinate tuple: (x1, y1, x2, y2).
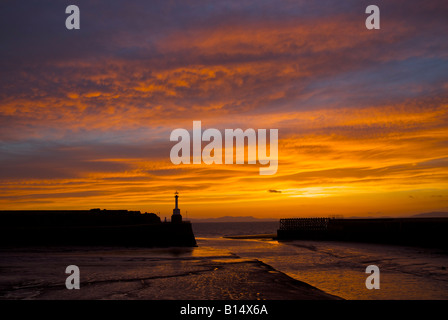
(189, 212, 448, 222)
(190, 216, 277, 223)
(410, 212, 448, 218)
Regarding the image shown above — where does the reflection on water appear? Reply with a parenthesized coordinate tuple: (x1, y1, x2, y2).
(2, 221, 448, 300)
(0, 243, 335, 300)
(192, 221, 448, 299)
(198, 237, 448, 300)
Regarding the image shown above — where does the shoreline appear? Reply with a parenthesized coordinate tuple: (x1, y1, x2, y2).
(0, 245, 341, 300)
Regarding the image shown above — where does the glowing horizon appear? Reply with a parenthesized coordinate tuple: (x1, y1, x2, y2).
(1, 1, 447, 219)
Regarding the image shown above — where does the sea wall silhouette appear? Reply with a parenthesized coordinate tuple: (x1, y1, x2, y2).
(277, 217, 448, 249)
(0, 210, 197, 247)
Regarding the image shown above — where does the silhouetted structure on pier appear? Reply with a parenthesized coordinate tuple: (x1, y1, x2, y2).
(171, 191, 182, 223)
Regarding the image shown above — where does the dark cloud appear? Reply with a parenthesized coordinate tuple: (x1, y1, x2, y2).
(0, 140, 170, 180)
(0, 0, 447, 212)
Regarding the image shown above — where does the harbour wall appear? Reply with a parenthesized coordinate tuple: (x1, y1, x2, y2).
(277, 217, 448, 249)
(0, 210, 197, 247)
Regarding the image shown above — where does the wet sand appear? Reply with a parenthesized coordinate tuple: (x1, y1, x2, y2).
(0, 246, 340, 300)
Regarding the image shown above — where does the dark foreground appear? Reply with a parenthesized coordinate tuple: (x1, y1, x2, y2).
(0, 210, 196, 247)
(0, 246, 340, 300)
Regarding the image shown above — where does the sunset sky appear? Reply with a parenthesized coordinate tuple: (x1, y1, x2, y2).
(1, 0, 447, 219)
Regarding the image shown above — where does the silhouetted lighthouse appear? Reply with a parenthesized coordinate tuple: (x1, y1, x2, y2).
(171, 191, 182, 223)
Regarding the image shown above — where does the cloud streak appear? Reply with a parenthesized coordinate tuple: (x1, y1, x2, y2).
(0, 0, 447, 217)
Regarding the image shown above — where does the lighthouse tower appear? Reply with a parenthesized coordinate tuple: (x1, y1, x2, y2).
(171, 191, 182, 223)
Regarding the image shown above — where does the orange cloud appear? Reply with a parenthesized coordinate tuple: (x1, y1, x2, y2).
(1, 1, 447, 218)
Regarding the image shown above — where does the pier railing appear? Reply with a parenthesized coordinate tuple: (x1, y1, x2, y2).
(279, 218, 330, 231)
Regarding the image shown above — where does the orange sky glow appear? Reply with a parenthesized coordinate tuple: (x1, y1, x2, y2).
(1, 1, 447, 219)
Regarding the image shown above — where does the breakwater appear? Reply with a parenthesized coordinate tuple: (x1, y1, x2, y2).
(0, 210, 197, 247)
(277, 217, 448, 249)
